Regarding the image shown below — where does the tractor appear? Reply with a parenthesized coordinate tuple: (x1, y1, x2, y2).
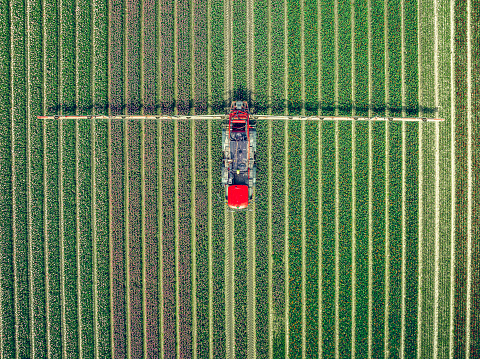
(221, 100, 256, 209)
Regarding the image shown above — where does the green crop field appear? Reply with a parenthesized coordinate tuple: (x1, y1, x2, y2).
(0, 0, 479, 358)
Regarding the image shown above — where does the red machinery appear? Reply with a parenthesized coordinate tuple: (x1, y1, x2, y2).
(221, 100, 256, 209)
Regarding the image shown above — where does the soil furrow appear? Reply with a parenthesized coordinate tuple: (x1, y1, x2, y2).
(224, 209, 234, 359)
(246, 207, 256, 359)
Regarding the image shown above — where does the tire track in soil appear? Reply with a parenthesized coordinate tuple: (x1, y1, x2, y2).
(190, 118, 198, 358)
(225, 208, 235, 359)
(157, 118, 165, 359)
(224, 0, 234, 357)
(247, 207, 256, 359)
(469, 0, 480, 355)
(246, 0, 256, 356)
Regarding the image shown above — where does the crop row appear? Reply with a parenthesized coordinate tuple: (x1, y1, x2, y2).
(254, 115, 269, 357)
(253, 0, 268, 113)
(304, 0, 318, 116)
(337, 121, 354, 356)
(270, 120, 286, 356)
(210, 118, 225, 357)
(234, 210, 247, 359)
(193, 119, 210, 357)
(160, 119, 176, 356)
(233, 0, 246, 91)
(304, 120, 319, 355)
(0, 11, 11, 356)
(125, 119, 143, 357)
(287, 120, 302, 356)
(210, 0, 224, 112)
(160, 0, 175, 114)
(177, 119, 193, 357)
(110, 119, 127, 357)
(193, 0, 209, 114)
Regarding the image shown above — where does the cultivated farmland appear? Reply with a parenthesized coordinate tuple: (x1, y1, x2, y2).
(0, 0, 479, 358)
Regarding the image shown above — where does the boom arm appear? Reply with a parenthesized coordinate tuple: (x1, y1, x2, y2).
(37, 115, 444, 122)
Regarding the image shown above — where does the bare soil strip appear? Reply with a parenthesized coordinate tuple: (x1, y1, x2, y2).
(267, 119, 273, 358)
(156, 118, 165, 359)
(449, 0, 455, 355)
(207, 118, 213, 359)
(400, 1, 406, 356)
(284, 119, 289, 357)
(301, 121, 306, 358)
(191, 119, 198, 359)
(224, 0, 234, 357)
(123, 119, 132, 359)
(350, 3, 356, 357)
(174, 118, 180, 359)
(470, 1, 480, 354)
(465, 0, 473, 356)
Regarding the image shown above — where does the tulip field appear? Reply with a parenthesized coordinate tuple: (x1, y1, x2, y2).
(0, 0, 479, 358)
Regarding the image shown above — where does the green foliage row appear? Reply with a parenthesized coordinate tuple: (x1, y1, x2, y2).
(270, 120, 286, 356)
(234, 210, 247, 359)
(254, 113, 269, 357)
(304, 120, 319, 355)
(211, 0, 224, 111)
(287, 120, 302, 357)
(210, 119, 225, 357)
(193, 119, 210, 356)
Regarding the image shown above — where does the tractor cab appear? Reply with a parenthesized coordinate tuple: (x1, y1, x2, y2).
(221, 101, 256, 209)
